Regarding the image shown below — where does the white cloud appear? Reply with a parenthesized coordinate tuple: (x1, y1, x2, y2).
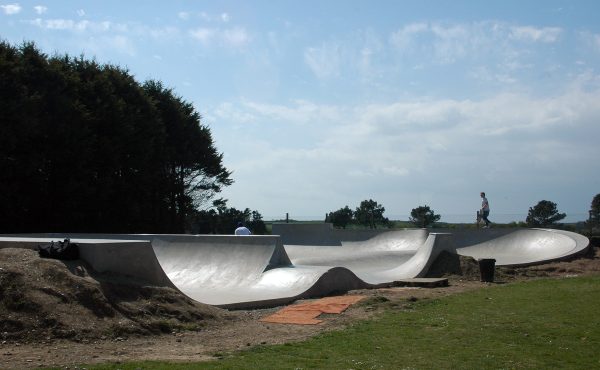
(189, 27, 216, 44)
(578, 31, 600, 53)
(196, 11, 231, 23)
(33, 5, 47, 14)
(223, 27, 249, 47)
(595, 34, 600, 50)
(469, 67, 518, 84)
(78, 34, 136, 57)
(198, 11, 208, 20)
(178, 11, 190, 20)
(304, 42, 342, 79)
(242, 99, 342, 125)
(29, 18, 119, 32)
(146, 26, 179, 40)
(388, 21, 563, 69)
(389, 22, 482, 64)
(212, 102, 257, 123)
(1, 3, 21, 14)
(30, 18, 87, 31)
(356, 29, 384, 81)
(389, 22, 428, 49)
(215, 77, 600, 217)
(109, 35, 135, 56)
(510, 26, 562, 43)
(430, 23, 471, 63)
(189, 27, 250, 49)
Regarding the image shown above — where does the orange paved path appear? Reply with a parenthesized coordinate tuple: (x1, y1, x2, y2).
(260, 295, 366, 325)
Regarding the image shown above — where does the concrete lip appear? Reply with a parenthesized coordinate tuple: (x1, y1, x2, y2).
(0, 226, 589, 309)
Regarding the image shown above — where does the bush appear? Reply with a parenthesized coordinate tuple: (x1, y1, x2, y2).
(525, 200, 566, 227)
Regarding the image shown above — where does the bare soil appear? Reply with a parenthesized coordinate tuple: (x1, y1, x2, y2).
(1, 243, 599, 369)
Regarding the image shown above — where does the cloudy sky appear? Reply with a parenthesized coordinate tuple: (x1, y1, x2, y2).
(2, 0, 599, 222)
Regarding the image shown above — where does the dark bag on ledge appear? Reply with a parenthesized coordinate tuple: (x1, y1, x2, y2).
(37, 238, 80, 260)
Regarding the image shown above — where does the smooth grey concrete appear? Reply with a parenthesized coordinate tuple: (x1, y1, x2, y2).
(451, 228, 590, 265)
(0, 236, 175, 287)
(284, 230, 453, 284)
(0, 225, 589, 308)
(0, 234, 366, 308)
(274, 223, 590, 266)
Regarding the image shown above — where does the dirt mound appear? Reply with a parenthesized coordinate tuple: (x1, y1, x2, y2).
(425, 250, 481, 280)
(0, 248, 229, 343)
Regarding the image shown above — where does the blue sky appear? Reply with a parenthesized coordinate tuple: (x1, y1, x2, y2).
(2, 1, 599, 222)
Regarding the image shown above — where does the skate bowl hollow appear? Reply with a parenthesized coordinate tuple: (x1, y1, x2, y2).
(450, 228, 590, 265)
(273, 224, 590, 267)
(0, 234, 356, 309)
(1, 231, 451, 308)
(0, 226, 589, 308)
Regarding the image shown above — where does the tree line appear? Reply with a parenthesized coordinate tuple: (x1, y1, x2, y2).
(326, 194, 600, 229)
(0, 40, 263, 234)
(325, 200, 439, 229)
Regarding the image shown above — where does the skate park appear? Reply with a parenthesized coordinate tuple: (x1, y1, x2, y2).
(0, 225, 589, 309)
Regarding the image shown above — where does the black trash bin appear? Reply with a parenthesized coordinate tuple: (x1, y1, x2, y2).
(478, 258, 496, 282)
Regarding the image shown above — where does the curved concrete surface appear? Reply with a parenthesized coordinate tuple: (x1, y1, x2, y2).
(0, 231, 450, 308)
(284, 230, 454, 284)
(0, 226, 589, 308)
(452, 228, 590, 265)
(148, 235, 365, 308)
(274, 223, 589, 267)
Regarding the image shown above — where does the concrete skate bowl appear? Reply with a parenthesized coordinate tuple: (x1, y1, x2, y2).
(145, 234, 369, 309)
(273, 224, 589, 278)
(450, 228, 590, 266)
(276, 227, 455, 284)
(0, 227, 588, 308)
(0, 234, 371, 309)
(274, 223, 590, 267)
(0, 231, 452, 309)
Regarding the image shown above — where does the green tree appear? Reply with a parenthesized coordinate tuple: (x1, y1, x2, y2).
(326, 206, 354, 229)
(354, 199, 389, 229)
(526, 200, 566, 227)
(248, 210, 267, 235)
(143, 80, 233, 233)
(590, 194, 600, 223)
(0, 40, 232, 233)
(409, 205, 441, 228)
(189, 199, 266, 234)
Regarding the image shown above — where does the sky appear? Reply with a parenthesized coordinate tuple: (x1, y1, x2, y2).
(2, 1, 599, 222)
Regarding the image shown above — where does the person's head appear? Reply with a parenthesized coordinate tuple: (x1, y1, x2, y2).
(237, 221, 243, 227)
(480, 192, 486, 197)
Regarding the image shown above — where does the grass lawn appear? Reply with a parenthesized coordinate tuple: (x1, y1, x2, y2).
(66, 276, 600, 369)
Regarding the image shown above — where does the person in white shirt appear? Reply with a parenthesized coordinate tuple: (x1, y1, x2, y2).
(480, 192, 491, 228)
(234, 222, 251, 235)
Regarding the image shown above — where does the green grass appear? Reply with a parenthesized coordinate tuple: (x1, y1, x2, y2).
(56, 276, 600, 369)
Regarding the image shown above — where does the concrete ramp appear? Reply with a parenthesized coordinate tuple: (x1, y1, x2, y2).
(284, 230, 454, 284)
(0, 236, 174, 287)
(0, 226, 589, 308)
(275, 224, 589, 267)
(148, 235, 367, 308)
(452, 228, 590, 265)
(0, 234, 370, 308)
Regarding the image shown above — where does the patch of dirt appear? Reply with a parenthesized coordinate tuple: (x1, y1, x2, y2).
(1, 244, 599, 369)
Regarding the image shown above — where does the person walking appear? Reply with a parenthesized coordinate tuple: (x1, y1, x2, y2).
(234, 221, 252, 235)
(480, 192, 491, 228)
